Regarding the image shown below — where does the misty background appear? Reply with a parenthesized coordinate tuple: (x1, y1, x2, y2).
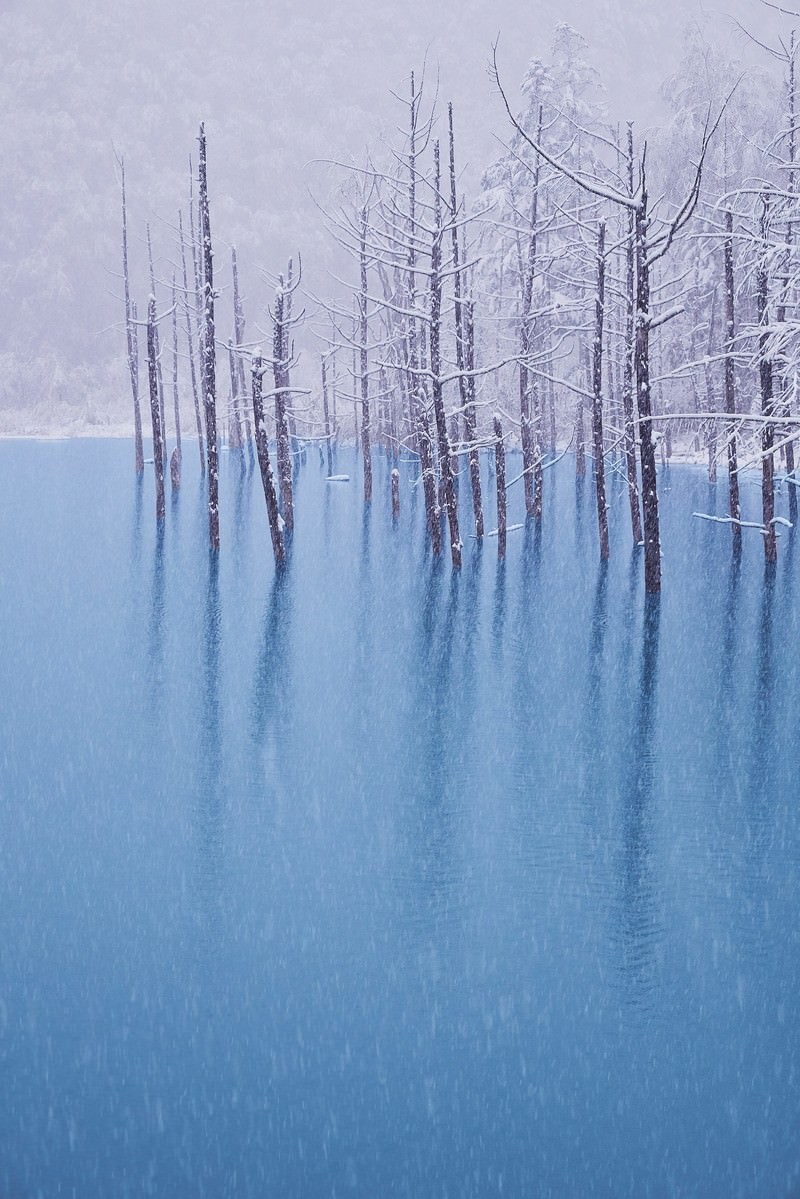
(0, 0, 784, 433)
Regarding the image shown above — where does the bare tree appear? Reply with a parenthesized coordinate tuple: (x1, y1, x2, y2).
(494, 45, 731, 590)
(119, 157, 144, 474)
(494, 414, 507, 560)
(723, 208, 742, 548)
(251, 351, 285, 565)
(178, 209, 205, 473)
(199, 123, 219, 550)
(146, 295, 165, 521)
(272, 273, 294, 533)
(170, 274, 182, 488)
(592, 220, 610, 559)
(757, 194, 778, 563)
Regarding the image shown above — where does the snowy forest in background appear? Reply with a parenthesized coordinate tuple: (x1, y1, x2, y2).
(0, 0, 792, 438)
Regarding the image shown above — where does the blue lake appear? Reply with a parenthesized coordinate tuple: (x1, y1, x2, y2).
(1, 438, 799, 1198)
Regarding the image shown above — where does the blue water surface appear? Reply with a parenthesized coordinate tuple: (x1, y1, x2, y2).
(0, 438, 799, 1198)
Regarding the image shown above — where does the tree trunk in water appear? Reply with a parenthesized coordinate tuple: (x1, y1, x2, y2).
(789, 38, 797, 497)
(179, 209, 205, 473)
(227, 339, 244, 452)
(199, 124, 219, 550)
(592, 221, 610, 560)
(321, 356, 334, 476)
(430, 141, 461, 568)
(147, 296, 165, 521)
(359, 208, 372, 503)
(635, 160, 661, 593)
(352, 306, 359, 450)
(532, 376, 543, 520)
(391, 468, 400, 519)
(704, 286, 718, 484)
(575, 386, 586, 477)
(494, 415, 507, 561)
(273, 280, 294, 533)
(231, 247, 253, 455)
(519, 104, 543, 517)
(120, 159, 144, 474)
(283, 258, 301, 462)
(419, 398, 440, 554)
(251, 353, 285, 565)
(147, 223, 168, 470)
(448, 104, 470, 492)
(723, 209, 741, 553)
(623, 125, 643, 547)
(170, 276, 182, 488)
(463, 297, 484, 538)
(757, 196, 777, 564)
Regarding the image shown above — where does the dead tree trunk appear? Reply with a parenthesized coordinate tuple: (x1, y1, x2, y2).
(449, 105, 483, 537)
(757, 196, 777, 564)
(494, 415, 507, 561)
(391, 468, 400, 518)
(146, 223, 168, 468)
(463, 296, 484, 538)
(778, 37, 797, 522)
(419, 398, 440, 553)
(227, 338, 243, 452)
(321, 355, 334, 476)
(403, 72, 421, 458)
(170, 275, 182, 489)
(330, 341, 338, 443)
(231, 247, 253, 454)
(623, 125, 643, 548)
(723, 209, 741, 549)
(284, 258, 300, 460)
(189, 162, 206, 458)
(351, 303, 360, 449)
(273, 279, 294, 533)
(251, 352, 285, 565)
(430, 140, 461, 567)
(179, 209, 205, 474)
(359, 207, 373, 503)
(199, 124, 219, 550)
(635, 159, 661, 593)
(575, 385, 586, 478)
(147, 296, 165, 521)
(592, 221, 610, 560)
(120, 158, 144, 474)
(704, 286, 718, 483)
(519, 105, 543, 518)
